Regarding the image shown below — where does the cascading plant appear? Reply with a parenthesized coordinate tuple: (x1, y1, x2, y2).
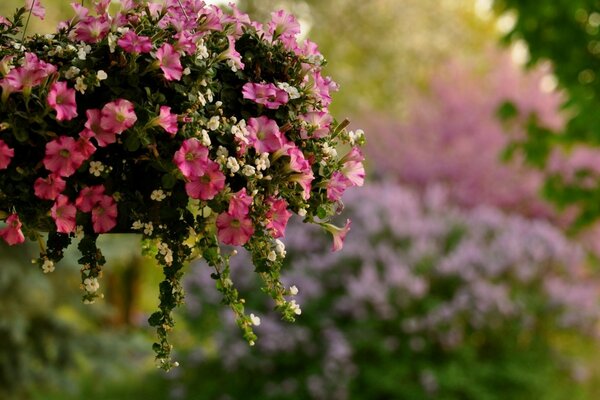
(0, 0, 365, 370)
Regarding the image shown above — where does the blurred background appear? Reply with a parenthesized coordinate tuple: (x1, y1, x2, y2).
(4, 0, 600, 399)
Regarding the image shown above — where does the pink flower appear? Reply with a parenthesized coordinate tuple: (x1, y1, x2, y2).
(156, 106, 178, 136)
(100, 99, 137, 134)
(342, 161, 365, 187)
(327, 171, 352, 202)
(286, 145, 311, 173)
(26, 0, 45, 20)
(43, 136, 87, 177)
(173, 138, 209, 179)
(268, 10, 301, 40)
(94, 0, 111, 15)
(224, 35, 245, 71)
(0, 139, 14, 169)
(118, 31, 153, 53)
(74, 16, 110, 43)
(289, 170, 314, 200)
(155, 43, 183, 81)
(51, 194, 77, 233)
(47, 81, 78, 121)
(174, 30, 200, 55)
(300, 111, 333, 139)
(228, 188, 253, 217)
(265, 197, 292, 238)
(76, 136, 96, 159)
(247, 116, 284, 153)
(76, 185, 105, 212)
(81, 109, 116, 147)
(322, 219, 351, 252)
(0, 214, 25, 245)
(91, 195, 118, 233)
(34, 174, 66, 200)
(242, 82, 288, 109)
(4, 52, 56, 92)
(185, 161, 226, 200)
(216, 211, 254, 246)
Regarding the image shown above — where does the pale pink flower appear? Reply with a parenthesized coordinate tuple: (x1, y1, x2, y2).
(118, 31, 153, 53)
(76, 136, 96, 159)
(0, 16, 11, 26)
(300, 111, 333, 139)
(224, 35, 245, 71)
(265, 197, 292, 238)
(155, 43, 183, 81)
(268, 10, 301, 40)
(342, 161, 365, 187)
(76, 185, 105, 212)
(51, 194, 77, 233)
(74, 15, 110, 43)
(81, 109, 116, 147)
(0, 139, 14, 169)
(286, 145, 311, 173)
(185, 161, 226, 200)
(26, 0, 45, 20)
(341, 147, 365, 164)
(216, 211, 254, 246)
(100, 99, 137, 134)
(174, 30, 199, 55)
(242, 82, 288, 109)
(322, 219, 351, 252)
(327, 171, 352, 202)
(47, 81, 78, 121)
(4, 53, 56, 92)
(70, 3, 89, 22)
(156, 106, 178, 136)
(43, 136, 87, 177)
(34, 174, 66, 200)
(228, 188, 253, 217)
(247, 116, 284, 153)
(94, 0, 111, 15)
(91, 195, 118, 233)
(289, 170, 314, 200)
(0, 214, 25, 245)
(173, 138, 209, 179)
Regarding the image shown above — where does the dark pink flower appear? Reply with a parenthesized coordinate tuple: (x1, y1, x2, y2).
(76, 185, 105, 212)
(4, 53, 56, 92)
(81, 109, 116, 147)
(118, 31, 153, 53)
(247, 116, 284, 153)
(91, 195, 117, 233)
(0, 139, 14, 169)
(34, 174, 66, 200)
(224, 35, 245, 71)
(0, 214, 25, 245)
(156, 106, 178, 136)
(43, 136, 87, 177)
(51, 194, 77, 233)
(100, 99, 137, 134)
(326, 171, 352, 202)
(286, 145, 311, 173)
(216, 211, 254, 246)
(74, 15, 110, 43)
(265, 197, 292, 238)
(228, 188, 253, 217)
(173, 138, 209, 179)
(185, 161, 226, 200)
(242, 82, 288, 109)
(47, 81, 78, 121)
(155, 43, 183, 81)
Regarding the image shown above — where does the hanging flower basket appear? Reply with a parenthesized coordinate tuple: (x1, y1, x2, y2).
(0, 0, 365, 370)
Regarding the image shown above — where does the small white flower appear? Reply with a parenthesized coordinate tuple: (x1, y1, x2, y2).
(144, 222, 154, 236)
(226, 157, 240, 173)
(83, 277, 100, 293)
(207, 116, 220, 131)
(289, 300, 302, 315)
(183, 67, 191, 75)
(77, 47, 87, 60)
(274, 239, 286, 257)
(88, 160, 104, 176)
(107, 33, 118, 53)
(151, 189, 166, 202)
(277, 82, 301, 100)
(242, 165, 256, 177)
(289, 285, 299, 296)
(206, 89, 214, 103)
(250, 313, 261, 326)
(42, 259, 55, 274)
(255, 152, 270, 171)
(74, 77, 87, 92)
(96, 70, 108, 81)
(297, 208, 307, 217)
(267, 250, 277, 262)
(216, 146, 229, 163)
(199, 129, 211, 146)
(196, 42, 209, 59)
(348, 129, 364, 145)
(64, 66, 80, 79)
(202, 206, 212, 218)
(322, 143, 337, 158)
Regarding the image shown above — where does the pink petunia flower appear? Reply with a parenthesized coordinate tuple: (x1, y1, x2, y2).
(223, 35, 245, 71)
(300, 111, 333, 139)
(216, 211, 254, 246)
(100, 99, 137, 135)
(341, 161, 365, 187)
(185, 161, 226, 200)
(47, 81, 78, 121)
(118, 31, 153, 53)
(43, 136, 88, 177)
(326, 171, 352, 202)
(51, 194, 77, 233)
(91, 195, 118, 233)
(289, 170, 314, 200)
(75, 185, 105, 212)
(74, 15, 110, 43)
(0, 213, 25, 245)
(173, 138, 209, 179)
(0, 139, 14, 169)
(155, 106, 178, 136)
(4, 52, 56, 92)
(34, 174, 66, 200)
(26, 0, 45, 20)
(265, 197, 292, 238)
(155, 43, 183, 81)
(268, 10, 300, 39)
(247, 116, 284, 153)
(228, 188, 253, 217)
(81, 109, 116, 147)
(242, 82, 288, 109)
(286, 145, 311, 174)
(322, 219, 351, 252)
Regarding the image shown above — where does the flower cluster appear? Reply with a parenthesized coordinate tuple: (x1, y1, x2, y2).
(0, 0, 364, 369)
(183, 183, 600, 399)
